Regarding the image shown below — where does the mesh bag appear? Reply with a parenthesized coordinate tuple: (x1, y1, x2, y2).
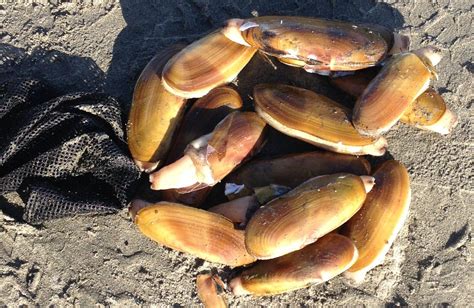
(0, 78, 140, 224)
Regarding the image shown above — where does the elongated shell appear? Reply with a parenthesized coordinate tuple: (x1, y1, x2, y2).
(400, 89, 458, 134)
(162, 86, 243, 206)
(231, 233, 358, 296)
(149, 112, 266, 191)
(225, 151, 370, 199)
(133, 201, 256, 266)
(343, 160, 410, 282)
(332, 70, 458, 134)
(162, 31, 257, 98)
(197, 274, 228, 308)
(222, 16, 390, 72)
(245, 174, 373, 259)
(353, 47, 441, 136)
(188, 112, 266, 185)
(254, 84, 387, 156)
(127, 45, 186, 172)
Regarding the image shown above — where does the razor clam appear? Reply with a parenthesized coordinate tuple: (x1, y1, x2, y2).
(230, 233, 358, 296)
(149, 112, 266, 191)
(225, 151, 371, 199)
(127, 45, 186, 172)
(254, 84, 387, 156)
(343, 160, 411, 282)
(331, 67, 457, 134)
(400, 89, 458, 135)
(132, 200, 256, 266)
(162, 86, 243, 207)
(222, 16, 396, 73)
(353, 47, 443, 136)
(162, 31, 257, 98)
(245, 173, 374, 259)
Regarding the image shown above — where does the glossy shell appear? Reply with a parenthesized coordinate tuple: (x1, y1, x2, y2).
(162, 86, 243, 206)
(223, 16, 390, 72)
(254, 84, 387, 156)
(230, 233, 358, 296)
(162, 31, 257, 98)
(400, 89, 458, 134)
(225, 151, 371, 198)
(353, 52, 434, 136)
(149, 112, 266, 191)
(186, 112, 266, 187)
(134, 201, 256, 266)
(245, 174, 370, 259)
(332, 69, 457, 134)
(343, 160, 411, 282)
(127, 45, 186, 172)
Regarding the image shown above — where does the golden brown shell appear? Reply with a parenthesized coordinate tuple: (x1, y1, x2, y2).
(134, 201, 256, 266)
(127, 45, 186, 172)
(162, 86, 243, 206)
(245, 174, 370, 259)
(149, 112, 266, 191)
(332, 69, 457, 134)
(225, 151, 371, 199)
(353, 52, 433, 136)
(400, 88, 458, 134)
(342, 160, 411, 282)
(187, 112, 267, 187)
(253, 84, 387, 156)
(230, 233, 358, 296)
(162, 31, 257, 98)
(223, 16, 390, 72)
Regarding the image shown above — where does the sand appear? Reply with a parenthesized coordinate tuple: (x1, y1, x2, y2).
(1, 0, 473, 306)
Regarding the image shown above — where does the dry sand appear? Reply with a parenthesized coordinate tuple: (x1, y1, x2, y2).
(1, 0, 473, 306)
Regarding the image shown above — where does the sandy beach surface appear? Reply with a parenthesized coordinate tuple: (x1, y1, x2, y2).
(1, 1, 473, 306)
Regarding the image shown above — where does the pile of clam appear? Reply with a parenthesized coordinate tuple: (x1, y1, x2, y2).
(127, 16, 457, 305)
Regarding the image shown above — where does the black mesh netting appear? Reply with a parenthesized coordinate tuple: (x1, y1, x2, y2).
(0, 78, 141, 224)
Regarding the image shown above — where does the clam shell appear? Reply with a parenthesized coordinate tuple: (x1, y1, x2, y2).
(162, 31, 257, 98)
(230, 233, 358, 296)
(353, 52, 435, 136)
(400, 88, 458, 135)
(134, 201, 256, 266)
(197, 273, 227, 308)
(225, 151, 371, 199)
(149, 112, 266, 191)
(223, 16, 390, 72)
(332, 70, 458, 134)
(193, 112, 266, 183)
(342, 160, 411, 282)
(162, 86, 243, 206)
(254, 84, 387, 156)
(127, 45, 186, 172)
(245, 173, 371, 259)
